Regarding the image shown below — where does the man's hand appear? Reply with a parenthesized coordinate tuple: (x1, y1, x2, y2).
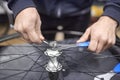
(14, 7, 44, 43)
(77, 16, 118, 53)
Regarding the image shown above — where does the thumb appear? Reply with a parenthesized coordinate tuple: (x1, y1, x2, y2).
(77, 28, 90, 43)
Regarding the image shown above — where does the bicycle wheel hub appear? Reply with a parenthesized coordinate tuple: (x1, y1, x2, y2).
(44, 49, 62, 72)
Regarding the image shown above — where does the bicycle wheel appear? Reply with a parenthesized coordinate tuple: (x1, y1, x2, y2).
(0, 37, 120, 80)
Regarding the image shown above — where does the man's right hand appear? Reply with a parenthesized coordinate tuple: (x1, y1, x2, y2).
(14, 7, 44, 43)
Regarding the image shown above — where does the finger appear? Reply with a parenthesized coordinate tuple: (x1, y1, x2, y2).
(96, 40, 106, 53)
(88, 38, 98, 53)
(21, 32, 30, 41)
(77, 28, 90, 43)
(14, 24, 30, 42)
(102, 39, 115, 51)
(27, 29, 42, 43)
(14, 24, 28, 40)
(102, 43, 110, 52)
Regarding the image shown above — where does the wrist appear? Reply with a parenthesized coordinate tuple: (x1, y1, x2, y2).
(99, 16, 118, 28)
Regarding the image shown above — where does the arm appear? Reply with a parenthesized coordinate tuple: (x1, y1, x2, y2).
(77, 0, 120, 53)
(7, 0, 44, 43)
(7, 0, 35, 17)
(103, 0, 120, 24)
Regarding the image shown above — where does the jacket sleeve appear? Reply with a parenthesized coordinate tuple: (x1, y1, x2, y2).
(103, 0, 120, 24)
(6, 0, 35, 17)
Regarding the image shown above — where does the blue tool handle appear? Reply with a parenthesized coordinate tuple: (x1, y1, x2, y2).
(76, 41, 90, 47)
(113, 63, 120, 73)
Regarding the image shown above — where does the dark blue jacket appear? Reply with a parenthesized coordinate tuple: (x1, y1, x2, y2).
(103, 0, 120, 24)
(7, 0, 120, 24)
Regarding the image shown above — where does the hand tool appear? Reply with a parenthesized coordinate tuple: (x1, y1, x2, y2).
(43, 40, 90, 50)
(94, 63, 120, 80)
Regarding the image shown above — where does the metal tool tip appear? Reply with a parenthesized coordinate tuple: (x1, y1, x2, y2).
(43, 41, 49, 44)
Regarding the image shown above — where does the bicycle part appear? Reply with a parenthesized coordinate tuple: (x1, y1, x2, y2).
(55, 41, 90, 50)
(43, 40, 90, 80)
(0, 38, 120, 80)
(0, 33, 20, 43)
(43, 40, 90, 50)
(0, 28, 120, 80)
(44, 49, 62, 72)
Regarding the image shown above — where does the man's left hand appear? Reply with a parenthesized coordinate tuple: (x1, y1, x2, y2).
(77, 16, 118, 53)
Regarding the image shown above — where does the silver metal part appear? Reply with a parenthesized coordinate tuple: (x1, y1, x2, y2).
(44, 49, 62, 72)
(43, 41, 49, 45)
(56, 44, 77, 50)
(94, 71, 116, 80)
(49, 41, 57, 48)
(43, 40, 80, 50)
(43, 41, 57, 49)
(44, 49, 62, 57)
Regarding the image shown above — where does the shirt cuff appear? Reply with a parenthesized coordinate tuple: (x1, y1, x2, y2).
(10, 0, 35, 18)
(103, 6, 120, 25)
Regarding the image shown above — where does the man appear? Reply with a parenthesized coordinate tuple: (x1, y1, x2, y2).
(7, 0, 120, 53)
